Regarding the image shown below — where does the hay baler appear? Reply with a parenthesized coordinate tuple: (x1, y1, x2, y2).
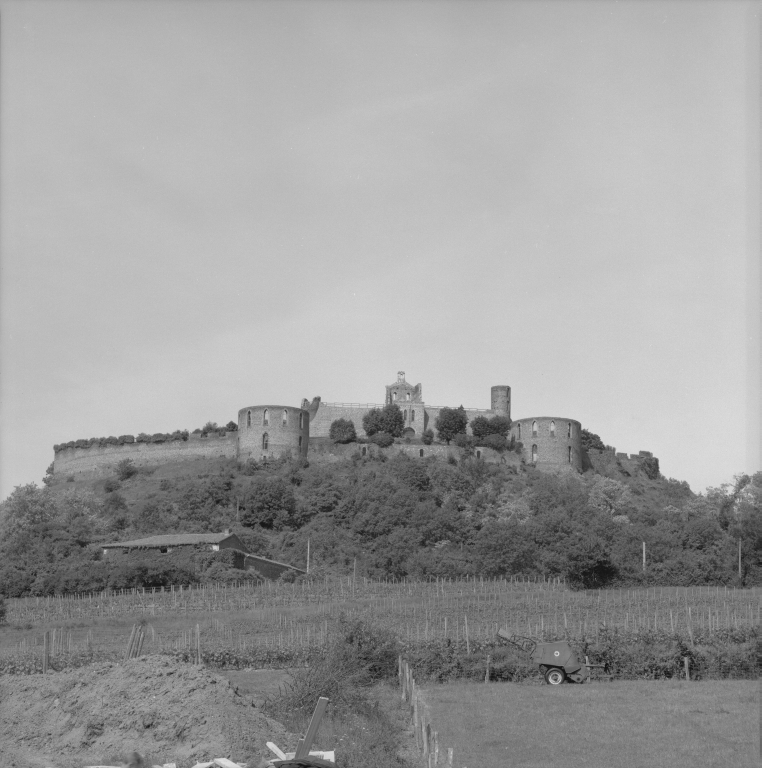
(496, 629, 606, 685)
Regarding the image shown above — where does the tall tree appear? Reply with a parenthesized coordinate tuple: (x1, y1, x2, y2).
(435, 407, 468, 444)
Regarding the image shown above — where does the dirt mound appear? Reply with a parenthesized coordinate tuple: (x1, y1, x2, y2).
(0, 656, 294, 768)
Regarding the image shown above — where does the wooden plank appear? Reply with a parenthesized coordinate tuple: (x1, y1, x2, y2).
(267, 742, 287, 760)
(294, 696, 329, 758)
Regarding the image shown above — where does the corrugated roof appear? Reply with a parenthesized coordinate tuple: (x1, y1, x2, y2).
(102, 533, 236, 548)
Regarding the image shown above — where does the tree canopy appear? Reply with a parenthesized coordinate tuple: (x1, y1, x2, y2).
(434, 407, 468, 444)
(362, 404, 404, 438)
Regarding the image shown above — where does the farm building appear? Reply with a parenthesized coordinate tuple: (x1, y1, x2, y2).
(100, 530, 306, 580)
(101, 530, 246, 556)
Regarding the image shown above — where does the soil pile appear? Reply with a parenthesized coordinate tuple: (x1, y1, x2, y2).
(0, 656, 294, 768)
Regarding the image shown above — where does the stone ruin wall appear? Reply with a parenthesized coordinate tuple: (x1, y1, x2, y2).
(53, 432, 238, 478)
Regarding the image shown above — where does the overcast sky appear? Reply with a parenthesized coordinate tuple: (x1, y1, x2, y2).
(1, 0, 759, 499)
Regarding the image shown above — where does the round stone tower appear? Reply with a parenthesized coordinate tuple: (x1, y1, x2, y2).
(511, 416, 582, 472)
(490, 385, 511, 420)
(237, 405, 309, 462)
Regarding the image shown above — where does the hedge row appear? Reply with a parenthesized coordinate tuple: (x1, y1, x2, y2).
(54, 431, 190, 452)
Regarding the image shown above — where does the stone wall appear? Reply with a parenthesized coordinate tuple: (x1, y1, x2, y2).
(511, 416, 583, 472)
(307, 438, 521, 466)
(237, 405, 309, 462)
(307, 402, 385, 439)
(53, 432, 238, 477)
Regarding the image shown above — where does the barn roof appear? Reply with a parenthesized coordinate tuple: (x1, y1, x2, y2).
(101, 533, 237, 549)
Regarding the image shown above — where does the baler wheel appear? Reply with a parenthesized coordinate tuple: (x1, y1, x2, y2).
(544, 667, 566, 685)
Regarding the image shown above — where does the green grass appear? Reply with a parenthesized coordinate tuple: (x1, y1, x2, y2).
(420, 679, 759, 768)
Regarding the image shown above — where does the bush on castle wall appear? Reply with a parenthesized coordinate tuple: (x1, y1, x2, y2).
(54, 431, 187, 452)
(329, 418, 357, 444)
(362, 404, 405, 437)
(369, 432, 394, 448)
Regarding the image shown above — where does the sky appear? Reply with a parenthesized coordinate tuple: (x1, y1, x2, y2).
(0, 0, 759, 499)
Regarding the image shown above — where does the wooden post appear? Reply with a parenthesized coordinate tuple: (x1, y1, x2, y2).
(738, 538, 742, 578)
(43, 631, 49, 674)
(124, 624, 137, 660)
(295, 696, 329, 759)
(196, 623, 201, 665)
(642, 541, 646, 572)
(485, 655, 491, 683)
(307, 538, 310, 574)
(413, 695, 420, 749)
(464, 615, 470, 654)
(683, 656, 690, 681)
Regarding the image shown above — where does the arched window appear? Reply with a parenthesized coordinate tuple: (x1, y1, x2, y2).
(567, 422, 571, 438)
(532, 444, 538, 462)
(419, 449, 424, 457)
(262, 433, 269, 450)
(263, 409, 269, 426)
(247, 410, 251, 428)
(406, 392, 410, 401)
(411, 410, 415, 422)
(568, 446, 572, 463)
(550, 421, 556, 437)
(517, 423, 521, 439)
(282, 409, 288, 426)
(532, 421, 537, 437)
(393, 391, 398, 400)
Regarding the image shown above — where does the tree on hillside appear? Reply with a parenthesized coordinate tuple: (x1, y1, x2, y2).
(329, 418, 357, 444)
(471, 415, 511, 441)
(435, 407, 468, 444)
(581, 429, 606, 451)
(362, 404, 404, 438)
(225, 421, 238, 432)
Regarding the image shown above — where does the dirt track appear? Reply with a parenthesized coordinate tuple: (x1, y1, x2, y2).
(0, 657, 293, 768)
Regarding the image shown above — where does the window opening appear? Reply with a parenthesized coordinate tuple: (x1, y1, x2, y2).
(476, 450, 482, 459)
(263, 409, 269, 426)
(517, 423, 521, 439)
(532, 444, 538, 462)
(550, 421, 556, 437)
(299, 436, 303, 449)
(282, 409, 288, 426)
(362, 447, 367, 456)
(532, 421, 538, 437)
(247, 410, 251, 428)
(419, 449, 424, 457)
(300, 413, 304, 429)
(262, 433, 269, 450)
(567, 422, 571, 438)
(568, 446, 572, 463)
(411, 410, 415, 422)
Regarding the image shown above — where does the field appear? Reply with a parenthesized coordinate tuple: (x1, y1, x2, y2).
(1, 577, 759, 678)
(419, 679, 759, 768)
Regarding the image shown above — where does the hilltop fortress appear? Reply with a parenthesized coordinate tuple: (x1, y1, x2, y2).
(53, 372, 656, 478)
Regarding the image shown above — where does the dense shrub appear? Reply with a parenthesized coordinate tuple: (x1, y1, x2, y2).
(362, 405, 405, 438)
(329, 418, 357, 444)
(479, 433, 507, 451)
(369, 432, 394, 448)
(422, 429, 434, 445)
(453, 433, 474, 450)
(116, 459, 138, 481)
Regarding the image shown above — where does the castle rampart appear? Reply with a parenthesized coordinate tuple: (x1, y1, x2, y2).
(53, 432, 238, 477)
(52, 373, 650, 479)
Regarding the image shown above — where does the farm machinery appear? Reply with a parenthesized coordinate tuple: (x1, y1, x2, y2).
(496, 629, 607, 685)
